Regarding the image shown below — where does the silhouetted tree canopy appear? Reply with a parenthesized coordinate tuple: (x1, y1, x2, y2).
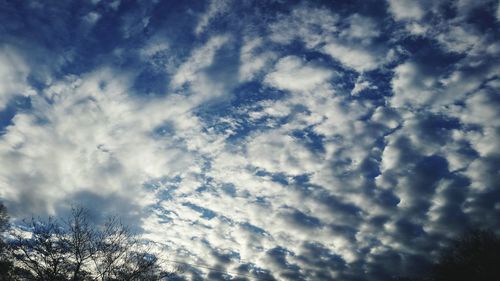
(432, 229, 500, 281)
(0, 202, 13, 280)
(0, 204, 173, 281)
(397, 229, 500, 281)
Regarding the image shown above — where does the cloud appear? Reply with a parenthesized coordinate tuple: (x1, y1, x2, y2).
(246, 130, 320, 176)
(264, 56, 334, 92)
(351, 75, 377, 95)
(269, 5, 391, 73)
(171, 35, 230, 88)
(195, 0, 231, 35)
(0, 68, 198, 222)
(0, 46, 35, 110)
(239, 37, 277, 82)
(322, 41, 379, 72)
(268, 5, 338, 48)
(1, 1, 499, 280)
(497, 1, 500, 21)
(387, 0, 425, 21)
(82, 11, 101, 26)
(341, 14, 380, 42)
(390, 61, 439, 108)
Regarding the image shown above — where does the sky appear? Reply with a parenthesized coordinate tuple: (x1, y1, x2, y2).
(0, 0, 499, 280)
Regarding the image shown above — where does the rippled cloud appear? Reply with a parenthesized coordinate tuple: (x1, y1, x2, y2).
(0, 0, 499, 280)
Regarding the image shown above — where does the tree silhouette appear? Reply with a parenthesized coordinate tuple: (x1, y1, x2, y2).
(8, 206, 172, 281)
(396, 229, 500, 281)
(431, 229, 500, 281)
(0, 202, 13, 280)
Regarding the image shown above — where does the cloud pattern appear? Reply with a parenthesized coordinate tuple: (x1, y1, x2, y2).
(0, 0, 499, 280)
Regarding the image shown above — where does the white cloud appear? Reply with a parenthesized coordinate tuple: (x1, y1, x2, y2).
(264, 56, 334, 92)
(341, 14, 380, 42)
(171, 35, 230, 87)
(351, 75, 376, 95)
(452, 89, 500, 157)
(139, 38, 169, 59)
(387, 0, 425, 21)
(371, 106, 401, 130)
(269, 5, 338, 48)
(246, 130, 320, 176)
(0, 46, 36, 110)
(497, 1, 500, 21)
(195, 0, 231, 35)
(269, 6, 389, 73)
(323, 41, 379, 72)
(239, 37, 277, 82)
(436, 25, 480, 54)
(109, 0, 120, 10)
(83, 11, 101, 26)
(390, 61, 439, 108)
(0, 68, 201, 218)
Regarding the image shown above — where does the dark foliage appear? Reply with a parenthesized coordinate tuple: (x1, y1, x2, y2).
(0, 203, 13, 280)
(397, 229, 500, 281)
(432, 229, 500, 281)
(0, 203, 173, 281)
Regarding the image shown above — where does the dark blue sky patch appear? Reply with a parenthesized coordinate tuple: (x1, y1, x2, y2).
(465, 1, 500, 33)
(412, 155, 450, 192)
(151, 121, 176, 138)
(196, 81, 309, 141)
(143, 175, 182, 201)
(257, 169, 313, 189)
(292, 127, 326, 155)
(26, 75, 49, 92)
(288, 209, 322, 229)
(183, 202, 217, 220)
(231, 82, 288, 108)
(438, 0, 458, 20)
(220, 183, 237, 196)
(317, 192, 363, 221)
(149, 205, 175, 224)
(413, 113, 461, 145)
(235, 263, 276, 281)
(204, 43, 241, 88)
(400, 36, 466, 70)
(216, 114, 289, 142)
(291, 174, 310, 186)
(145, 1, 203, 51)
(265, 247, 294, 268)
(0, 96, 32, 135)
(375, 189, 401, 208)
(270, 173, 289, 186)
(394, 219, 426, 239)
(329, 224, 359, 242)
(352, 69, 394, 103)
(210, 248, 241, 265)
(278, 39, 348, 70)
(132, 66, 169, 98)
(240, 222, 268, 236)
(359, 154, 382, 179)
(318, 0, 390, 18)
(190, 173, 219, 195)
(195, 84, 290, 141)
(297, 242, 346, 270)
(0, 1, 77, 49)
(210, 0, 302, 39)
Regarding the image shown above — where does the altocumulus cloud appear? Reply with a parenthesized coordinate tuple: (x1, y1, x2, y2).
(0, 0, 499, 280)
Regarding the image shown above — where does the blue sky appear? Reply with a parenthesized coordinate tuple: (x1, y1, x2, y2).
(0, 0, 499, 280)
